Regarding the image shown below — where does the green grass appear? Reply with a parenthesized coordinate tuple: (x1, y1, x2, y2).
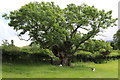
(2, 60, 118, 78)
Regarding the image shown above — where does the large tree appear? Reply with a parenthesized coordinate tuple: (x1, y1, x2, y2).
(113, 29, 120, 50)
(3, 2, 117, 66)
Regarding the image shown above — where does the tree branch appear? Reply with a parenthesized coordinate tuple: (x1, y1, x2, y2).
(18, 35, 31, 41)
(78, 48, 91, 52)
(71, 27, 100, 55)
(70, 25, 81, 38)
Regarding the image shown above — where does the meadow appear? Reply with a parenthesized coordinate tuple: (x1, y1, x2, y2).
(2, 60, 118, 78)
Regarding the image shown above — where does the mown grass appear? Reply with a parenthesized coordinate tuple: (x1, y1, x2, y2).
(2, 60, 118, 78)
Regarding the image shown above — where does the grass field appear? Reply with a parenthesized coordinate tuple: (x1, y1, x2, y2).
(2, 60, 118, 78)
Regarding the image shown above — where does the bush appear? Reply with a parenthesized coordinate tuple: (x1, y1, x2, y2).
(75, 51, 93, 62)
(2, 45, 20, 62)
(2, 44, 52, 63)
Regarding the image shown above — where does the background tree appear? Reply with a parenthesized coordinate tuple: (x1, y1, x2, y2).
(3, 2, 117, 66)
(113, 29, 120, 50)
(11, 40, 14, 46)
(2, 40, 9, 46)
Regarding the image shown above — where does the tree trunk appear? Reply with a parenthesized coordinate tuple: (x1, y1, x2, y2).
(61, 57, 71, 66)
(52, 44, 72, 66)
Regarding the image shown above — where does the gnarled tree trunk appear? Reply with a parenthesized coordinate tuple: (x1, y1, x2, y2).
(61, 57, 71, 66)
(52, 44, 72, 66)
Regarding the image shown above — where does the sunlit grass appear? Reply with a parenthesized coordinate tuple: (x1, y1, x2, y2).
(2, 60, 118, 78)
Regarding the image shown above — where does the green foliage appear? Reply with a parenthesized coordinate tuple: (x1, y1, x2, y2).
(2, 40, 52, 63)
(75, 50, 120, 63)
(20, 43, 54, 57)
(79, 39, 112, 55)
(75, 40, 116, 63)
(3, 2, 117, 56)
(2, 40, 21, 62)
(99, 49, 106, 53)
(75, 51, 93, 62)
(2, 39, 119, 64)
(2, 40, 20, 53)
(113, 29, 120, 50)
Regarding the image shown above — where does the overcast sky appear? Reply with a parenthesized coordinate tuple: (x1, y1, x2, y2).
(0, 0, 119, 47)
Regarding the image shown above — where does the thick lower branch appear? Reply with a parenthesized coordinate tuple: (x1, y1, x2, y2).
(71, 29, 99, 55)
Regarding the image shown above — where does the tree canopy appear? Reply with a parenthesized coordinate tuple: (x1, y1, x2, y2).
(113, 29, 120, 50)
(3, 2, 117, 66)
(79, 39, 112, 55)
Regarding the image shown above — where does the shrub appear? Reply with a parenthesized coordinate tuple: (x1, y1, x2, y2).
(2, 44, 52, 63)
